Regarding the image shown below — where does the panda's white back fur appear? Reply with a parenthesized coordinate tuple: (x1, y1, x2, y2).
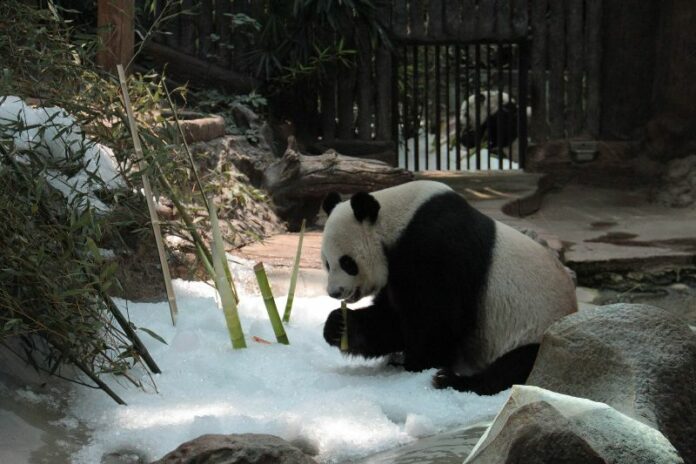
(469, 220, 577, 372)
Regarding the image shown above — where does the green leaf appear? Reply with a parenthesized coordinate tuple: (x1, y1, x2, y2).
(138, 327, 168, 345)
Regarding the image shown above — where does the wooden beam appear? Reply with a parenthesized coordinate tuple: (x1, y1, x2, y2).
(566, 0, 584, 136)
(585, 0, 602, 137)
(97, 0, 134, 74)
(548, 0, 566, 139)
(141, 41, 259, 93)
(375, 44, 393, 142)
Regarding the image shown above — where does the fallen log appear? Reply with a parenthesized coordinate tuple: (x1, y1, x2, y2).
(263, 148, 414, 229)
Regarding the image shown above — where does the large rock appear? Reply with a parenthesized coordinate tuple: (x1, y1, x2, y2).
(152, 433, 317, 464)
(527, 303, 696, 463)
(465, 386, 683, 464)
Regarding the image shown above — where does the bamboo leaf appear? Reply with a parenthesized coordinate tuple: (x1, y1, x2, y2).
(138, 327, 168, 345)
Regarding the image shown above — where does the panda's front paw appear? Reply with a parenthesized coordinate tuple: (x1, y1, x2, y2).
(323, 309, 344, 347)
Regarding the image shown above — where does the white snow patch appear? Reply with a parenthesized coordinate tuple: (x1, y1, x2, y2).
(399, 128, 519, 172)
(68, 279, 507, 463)
(0, 96, 125, 212)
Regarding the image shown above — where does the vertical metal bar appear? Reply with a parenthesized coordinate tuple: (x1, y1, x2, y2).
(497, 44, 504, 169)
(435, 44, 441, 170)
(403, 45, 409, 171)
(508, 43, 514, 166)
(391, 46, 400, 167)
(413, 45, 420, 171)
(518, 40, 530, 169)
(486, 44, 492, 170)
(455, 45, 462, 171)
(424, 46, 430, 170)
(465, 46, 471, 170)
(445, 45, 451, 170)
(474, 43, 482, 170)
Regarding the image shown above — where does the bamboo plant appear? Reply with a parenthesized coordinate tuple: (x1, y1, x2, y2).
(282, 219, 306, 323)
(254, 263, 290, 345)
(209, 200, 247, 349)
(340, 300, 349, 352)
(117, 64, 179, 326)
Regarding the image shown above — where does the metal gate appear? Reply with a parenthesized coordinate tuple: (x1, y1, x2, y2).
(394, 41, 529, 171)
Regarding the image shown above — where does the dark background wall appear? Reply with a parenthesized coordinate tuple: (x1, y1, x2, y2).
(652, 0, 696, 118)
(601, 0, 696, 141)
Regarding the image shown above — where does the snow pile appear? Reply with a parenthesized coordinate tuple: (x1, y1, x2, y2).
(67, 278, 507, 463)
(0, 96, 124, 212)
(399, 128, 519, 172)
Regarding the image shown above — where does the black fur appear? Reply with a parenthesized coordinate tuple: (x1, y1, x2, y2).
(350, 192, 380, 223)
(461, 101, 519, 154)
(322, 192, 341, 215)
(324, 191, 533, 393)
(432, 344, 540, 395)
(324, 291, 404, 357)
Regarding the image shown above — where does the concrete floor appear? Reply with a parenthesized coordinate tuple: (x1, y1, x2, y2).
(238, 173, 696, 281)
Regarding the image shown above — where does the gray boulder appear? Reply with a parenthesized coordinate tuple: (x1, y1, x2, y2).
(151, 433, 317, 464)
(527, 303, 696, 463)
(465, 386, 683, 464)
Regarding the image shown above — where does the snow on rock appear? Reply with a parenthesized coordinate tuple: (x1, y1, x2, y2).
(67, 279, 507, 463)
(0, 96, 124, 212)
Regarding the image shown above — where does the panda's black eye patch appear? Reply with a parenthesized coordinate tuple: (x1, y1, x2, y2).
(324, 260, 330, 271)
(339, 255, 358, 276)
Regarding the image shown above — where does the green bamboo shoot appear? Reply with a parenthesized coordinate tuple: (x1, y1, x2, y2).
(254, 262, 290, 345)
(282, 219, 306, 323)
(340, 300, 349, 352)
(209, 200, 246, 349)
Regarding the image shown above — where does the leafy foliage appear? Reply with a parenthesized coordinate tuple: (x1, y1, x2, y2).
(0, 1, 175, 394)
(253, 0, 388, 85)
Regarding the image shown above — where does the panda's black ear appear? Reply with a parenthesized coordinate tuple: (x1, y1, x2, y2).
(322, 192, 341, 215)
(350, 192, 380, 224)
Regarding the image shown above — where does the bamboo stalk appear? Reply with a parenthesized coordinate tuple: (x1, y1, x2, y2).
(161, 79, 209, 211)
(50, 337, 126, 405)
(160, 79, 241, 302)
(282, 219, 305, 323)
(152, 140, 239, 303)
(254, 262, 290, 345)
(340, 300, 349, 352)
(117, 64, 178, 326)
(209, 200, 246, 349)
(101, 291, 161, 374)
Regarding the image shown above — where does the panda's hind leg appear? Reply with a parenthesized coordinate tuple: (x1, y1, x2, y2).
(432, 344, 540, 395)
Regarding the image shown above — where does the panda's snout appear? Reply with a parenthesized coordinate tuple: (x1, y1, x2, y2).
(328, 288, 344, 299)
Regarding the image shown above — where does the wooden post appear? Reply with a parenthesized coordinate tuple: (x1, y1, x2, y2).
(548, 0, 566, 139)
(530, 0, 548, 143)
(97, 0, 134, 74)
(566, 0, 585, 137)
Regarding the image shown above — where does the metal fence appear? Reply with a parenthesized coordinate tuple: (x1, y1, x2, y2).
(394, 41, 529, 172)
(135, 0, 602, 171)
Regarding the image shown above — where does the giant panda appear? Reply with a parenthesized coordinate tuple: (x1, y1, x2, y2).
(320, 180, 577, 395)
(459, 91, 525, 162)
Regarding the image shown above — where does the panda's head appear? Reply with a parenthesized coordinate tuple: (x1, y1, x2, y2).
(321, 191, 388, 302)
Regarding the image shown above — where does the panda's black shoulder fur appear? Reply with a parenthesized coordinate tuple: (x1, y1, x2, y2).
(380, 190, 496, 371)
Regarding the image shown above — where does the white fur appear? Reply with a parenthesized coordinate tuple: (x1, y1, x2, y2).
(463, 221, 577, 373)
(322, 180, 450, 301)
(459, 91, 511, 127)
